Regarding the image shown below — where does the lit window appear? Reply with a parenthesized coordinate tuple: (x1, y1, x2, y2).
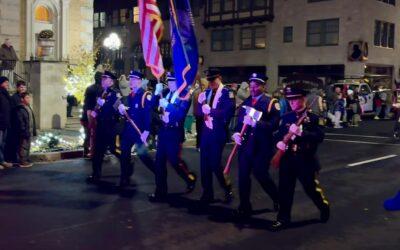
(133, 7, 139, 23)
(240, 26, 266, 50)
(35, 5, 52, 22)
(100, 12, 106, 27)
(120, 9, 127, 25)
(374, 20, 395, 48)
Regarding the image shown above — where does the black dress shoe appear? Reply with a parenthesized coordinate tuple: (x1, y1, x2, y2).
(320, 205, 330, 223)
(185, 172, 197, 194)
(148, 193, 167, 203)
(224, 190, 234, 204)
(270, 220, 289, 231)
(86, 175, 101, 184)
(233, 205, 252, 219)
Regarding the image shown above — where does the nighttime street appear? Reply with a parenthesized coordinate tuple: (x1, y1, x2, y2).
(0, 120, 399, 250)
(3, 0, 400, 249)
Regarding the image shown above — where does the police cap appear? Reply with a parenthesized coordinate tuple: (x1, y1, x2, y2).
(102, 71, 117, 80)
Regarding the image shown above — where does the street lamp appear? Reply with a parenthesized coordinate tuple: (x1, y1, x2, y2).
(103, 33, 121, 51)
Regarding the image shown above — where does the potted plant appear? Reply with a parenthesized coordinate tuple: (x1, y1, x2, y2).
(38, 29, 55, 57)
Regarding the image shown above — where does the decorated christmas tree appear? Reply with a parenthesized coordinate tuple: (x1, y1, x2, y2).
(64, 48, 97, 104)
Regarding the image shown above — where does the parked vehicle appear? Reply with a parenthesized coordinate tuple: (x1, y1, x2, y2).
(331, 81, 374, 113)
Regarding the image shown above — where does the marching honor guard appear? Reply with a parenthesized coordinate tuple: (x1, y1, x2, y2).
(271, 83, 330, 231)
(87, 71, 121, 184)
(232, 73, 280, 218)
(148, 72, 197, 202)
(197, 69, 235, 204)
(117, 70, 156, 188)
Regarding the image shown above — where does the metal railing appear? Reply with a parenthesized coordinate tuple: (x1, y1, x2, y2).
(0, 60, 29, 91)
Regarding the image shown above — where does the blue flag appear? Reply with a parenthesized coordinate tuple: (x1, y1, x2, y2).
(169, 0, 199, 96)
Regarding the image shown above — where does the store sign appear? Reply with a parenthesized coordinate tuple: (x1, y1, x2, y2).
(348, 41, 368, 62)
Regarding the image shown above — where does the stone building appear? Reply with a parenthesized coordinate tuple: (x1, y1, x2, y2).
(94, 0, 400, 91)
(0, 0, 94, 129)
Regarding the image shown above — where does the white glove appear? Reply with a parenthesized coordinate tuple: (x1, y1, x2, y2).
(277, 141, 287, 151)
(97, 98, 105, 107)
(205, 117, 213, 129)
(118, 104, 127, 115)
(232, 132, 242, 145)
(141, 130, 149, 144)
(289, 124, 303, 136)
(198, 92, 206, 104)
(159, 98, 169, 109)
(202, 104, 211, 115)
(161, 112, 170, 123)
(90, 111, 97, 118)
(155, 83, 163, 96)
(243, 115, 256, 127)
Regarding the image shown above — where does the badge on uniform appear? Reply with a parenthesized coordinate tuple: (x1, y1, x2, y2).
(229, 91, 234, 99)
(135, 104, 138, 108)
(146, 94, 152, 101)
(274, 102, 281, 111)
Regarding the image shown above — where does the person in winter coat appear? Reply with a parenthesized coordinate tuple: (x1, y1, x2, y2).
(0, 38, 18, 70)
(81, 70, 103, 158)
(4, 80, 28, 162)
(11, 81, 27, 107)
(0, 39, 19, 87)
(0, 76, 13, 169)
(15, 92, 36, 167)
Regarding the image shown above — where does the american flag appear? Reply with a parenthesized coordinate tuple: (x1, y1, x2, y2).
(138, 0, 165, 79)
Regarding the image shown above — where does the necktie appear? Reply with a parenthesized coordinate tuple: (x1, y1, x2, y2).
(168, 91, 173, 103)
(252, 98, 257, 106)
(209, 90, 216, 106)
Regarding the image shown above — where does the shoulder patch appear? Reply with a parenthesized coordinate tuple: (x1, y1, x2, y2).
(267, 98, 278, 113)
(142, 91, 152, 108)
(274, 102, 281, 111)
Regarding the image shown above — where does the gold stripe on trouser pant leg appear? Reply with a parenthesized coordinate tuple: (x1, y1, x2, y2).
(115, 135, 121, 155)
(314, 178, 329, 205)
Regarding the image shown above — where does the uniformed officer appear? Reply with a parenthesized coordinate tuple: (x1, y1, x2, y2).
(87, 71, 120, 184)
(117, 70, 156, 188)
(232, 73, 280, 218)
(197, 68, 235, 203)
(271, 82, 330, 231)
(148, 72, 197, 202)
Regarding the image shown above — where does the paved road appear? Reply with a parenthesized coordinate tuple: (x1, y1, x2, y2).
(0, 120, 399, 250)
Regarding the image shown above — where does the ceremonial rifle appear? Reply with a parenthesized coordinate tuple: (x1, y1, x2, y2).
(115, 98, 149, 147)
(223, 106, 263, 175)
(271, 97, 318, 169)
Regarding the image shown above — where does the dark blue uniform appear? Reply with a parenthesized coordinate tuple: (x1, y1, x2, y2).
(120, 88, 155, 184)
(275, 110, 329, 223)
(236, 94, 280, 212)
(91, 87, 120, 179)
(152, 89, 196, 197)
(197, 85, 235, 201)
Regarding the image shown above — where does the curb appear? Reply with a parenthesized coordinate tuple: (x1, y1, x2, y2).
(31, 149, 84, 162)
